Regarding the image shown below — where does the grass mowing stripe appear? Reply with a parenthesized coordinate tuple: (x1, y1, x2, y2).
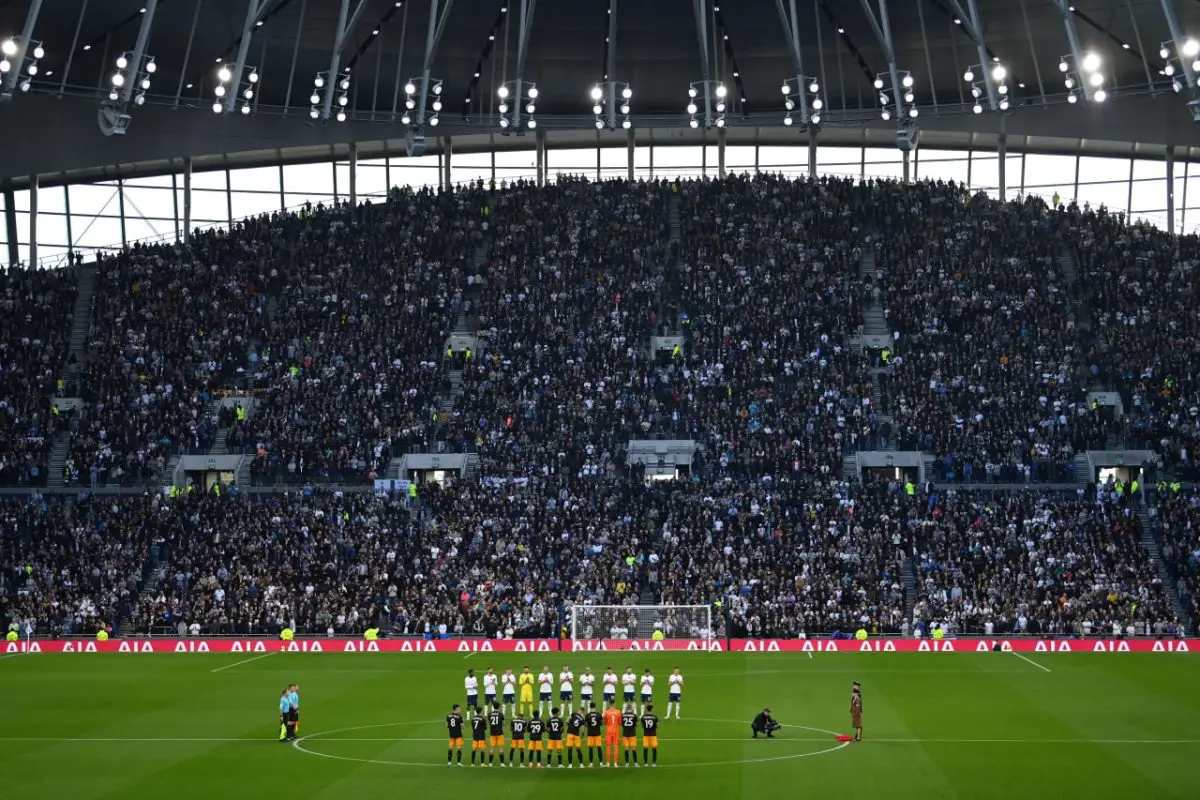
(211, 652, 279, 672)
(1010, 651, 1053, 673)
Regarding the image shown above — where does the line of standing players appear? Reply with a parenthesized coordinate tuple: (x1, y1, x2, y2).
(446, 701, 658, 768)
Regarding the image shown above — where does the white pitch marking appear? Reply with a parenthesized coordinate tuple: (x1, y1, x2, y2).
(462, 651, 483, 660)
(1011, 651, 1052, 673)
(210, 652, 278, 672)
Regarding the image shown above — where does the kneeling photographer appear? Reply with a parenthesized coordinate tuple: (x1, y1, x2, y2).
(751, 707, 781, 738)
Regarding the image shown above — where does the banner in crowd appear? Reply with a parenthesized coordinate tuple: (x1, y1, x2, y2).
(2, 638, 1194, 654)
(372, 479, 412, 495)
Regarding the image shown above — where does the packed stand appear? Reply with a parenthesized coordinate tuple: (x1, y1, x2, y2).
(910, 486, 1179, 636)
(675, 174, 873, 477)
(70, 227, 273, 486)
(0, 267, 76, 486)
(1151, 487, 1200, 625)
(874, 184, 1109, 481)
(1071, 208, 1200, 478)
(0, 493, 159, 636)
(447, 178, 672, 474)
(242, 187, 486, 485)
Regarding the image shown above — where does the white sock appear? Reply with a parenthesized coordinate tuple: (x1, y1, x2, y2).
(666, 702, 673, 717)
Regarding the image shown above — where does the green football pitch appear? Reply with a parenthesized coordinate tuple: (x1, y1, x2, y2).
(1, 650, 1197, 799)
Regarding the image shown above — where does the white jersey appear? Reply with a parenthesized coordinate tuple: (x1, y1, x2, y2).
(483, 674, 498, 695)
(465, 676, 479, 696)
(501, 674, 516, 696)
(559, 671, 575, 692)
(580, 674, 596, 696)
(538, 672, 553, 693)
(668, 673, 684, 696)
(602, 672, 618, 694)
(622, 672, 637, 693)
(640, 674, 655, 696)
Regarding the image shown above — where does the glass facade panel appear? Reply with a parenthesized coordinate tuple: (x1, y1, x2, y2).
(758, 145, 808, 178)
(36, 212, 69, 248)
(121, 186, 176, 222)
(390, 154, 440, 190)
(726, 145, 755, 170)
(191, 169, 228, 192)
(1022, 154, 1076, 203)
(816, 145, 860, 179)
(68, 183, 122, 217)
(1077, 179, 1130, 215)
(356, 160, 390, 198)
(915, 152, 967, 184)
(39, 185, 67, 215)
(598, 146, 627, 180)
(633, 143, 652, 179)
(970, 154, 1000, 196)
(651, 146, 703, 179)
(124, 173, 175, 189)
(547, 148, 594, 180)
(282, 161, 334, 196)
(231, 190, 283, 220)
(228, 166, 281, 193)
(1129, 179, 1166, 215)
(191, 189, 230, 224)
(453, 151, 494, 185)
(1133, 158, 1167, 182)
(1079, 156, 1131, 184)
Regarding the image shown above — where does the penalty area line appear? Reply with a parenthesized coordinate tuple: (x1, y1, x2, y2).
(211, 652, 279, 673)
(1010, 651, 1052, 673)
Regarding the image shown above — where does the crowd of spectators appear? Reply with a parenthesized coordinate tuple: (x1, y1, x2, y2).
(1151, 488, 1200, 624)
(0, 267, 75, 486)
(911, 486, 1179, 636)
(5, 173, 1200, 641)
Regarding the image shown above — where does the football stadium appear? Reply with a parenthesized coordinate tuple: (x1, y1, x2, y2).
(2, 0, 1200, 797)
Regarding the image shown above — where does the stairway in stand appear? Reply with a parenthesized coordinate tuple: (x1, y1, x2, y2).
(1136, 500, 1193, 630)
(47, 434, 70, 488)
(901, 556, 918, 623)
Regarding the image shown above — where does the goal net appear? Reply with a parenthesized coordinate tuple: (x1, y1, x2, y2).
(569, 604, 716, 642)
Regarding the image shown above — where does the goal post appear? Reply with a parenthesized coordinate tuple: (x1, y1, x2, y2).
(569, 604, 715, 642)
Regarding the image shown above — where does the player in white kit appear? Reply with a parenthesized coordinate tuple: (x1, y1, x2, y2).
(483, 667, 498, 710)
(464, 669, 480, 719)
(579, 668, 596, 710)
(639, 668, 655, 714)
(558, 665, 575, 715)
(621, 667, 637, 704)
(667, 668, 684, 719)
(537, 666, 554, 717)
(602, 668, 618, 707)
(501, 668, 517, 716)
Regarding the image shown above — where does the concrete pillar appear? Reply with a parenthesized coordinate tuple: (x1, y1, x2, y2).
(536, 129, 546, 186)
(902, 149, 911, 183)
(3, 187, 15, 268)
(1166, 145, 1176, 232)
(182, 157, 193, 245)
(807, 135, 817, 178)
(627, 129, 635, 181)
(717, 127, 726, 177)
(28, 175, 38, 266)
(998, 133, 1007, 199)
(349, 142, 358, 207)
(442, 137, 452, 189)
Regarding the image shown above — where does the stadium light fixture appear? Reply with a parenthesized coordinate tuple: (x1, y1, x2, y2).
(779, 75, 823, 130)
(1058, 52, 1106, 104)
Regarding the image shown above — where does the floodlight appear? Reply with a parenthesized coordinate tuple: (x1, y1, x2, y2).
(689, 118, 699, 128)
(338, 94, 348, 106)
(1173, 79, 1183, 92)
(909, 108, 918, 118)
(812, 98, 822, 110)
(715, 101, 725, 112)
(315, 76, 325, 88)
(784, 99, 794, 110)
(1, 39, 16, 57)
(688, 86, 697, 97)
(310, 108, 320, 119)
(1193, 59, 1200, 73)
(430, 115, 440, 126)
(112, 72, 125, 87)
(212, 102, 223, 113)
(621, 86, 631, 99)
(809, 81, 818, 93)
(18, 80, 28, 92)
(108, 90, 118, 101)
(973, 103, 983, 114)
(714, 117, 725, 127)
(881, 109, 890, 120)
(595, 119, 604, 129)
(1063, 77, 1074, 89)
(1067, 93, 1078, 103)
(26, 63, 36, 75)
(340, 79, 350, 91)
(686, 102, 697, 114)
(1081, 51, 1101, 73)
(32, 45, 45, 60)
(0, 60, 9, 73)
(1161, 46, 1172, 60)
(145, 59, 156, 73)
(902, 74, 914, 88)
(991, 65, 1007, 82)
(432, 100, 442, 111)
(811, 113, 820, 124)
(904, 91, 913, 103)
(1088, 71, 1103, 87)
(593, 103, 603, 114)
(433, 84, 442, 94)
(619, 103, 629, 114)
(963, 69, 974, 82)
(499, 117, 509, 127)
(998, 84, 1008, 95)
(999, 99, 1009, 110)
(1058, 60, 1069, 73)
(972, 87, 982, 98)
(715, 84, 727, 98)
(1184, 38, 1200, 58)
(498, 85, 509, 98)
(134, 94, 145, 106)
(528, 119, 536, 128)
(337, 110, 347, 122)
(401, 113, 411, 124)
(622, 118, 631, 129)
(117, 55, 129, 69)
(874, 77, 884, 89)
(140, 77, 150, 90)
(1164, 64, 1175, 76)
(591, 85, 603, 100)
(248, 71, 258, 83)
(407, 98, 417, 109)
(218, 66, 232, 83)
(214, 84, 226, 97)
(527, 102, 536, 113)
(498, 102, 508, 113)
(244, 88, 253, 99)
(781, 83, 790, 94)
(1093, 88, 1107, 102)
(783, 115, 793, 125)
(310, 93, 320, 104)
(241, 104, 251, 115)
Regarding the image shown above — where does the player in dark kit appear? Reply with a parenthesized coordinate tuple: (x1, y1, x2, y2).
(446, 704, 465, 766)
(547, 708, 565, 767)
(585, 703, 603, 767)
(621, 705, 639, 767)
(851, 682, 863, 742)
(641, 704, 660, 766)
(508, 711, 527, 766)
(470, 710, 488, 765)
(487, 703, 507, 767)
(527, 710, 546, 768)
(566, 709, 585, 767)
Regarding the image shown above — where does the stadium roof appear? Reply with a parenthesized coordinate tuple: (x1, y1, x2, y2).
(4, 0, 1200, 182)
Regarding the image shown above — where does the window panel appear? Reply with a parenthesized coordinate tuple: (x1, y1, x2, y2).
(1078, 156, 1131, 185)
(390, 154, 440, 190)
(1130, 179, 1167, 214)
(1023, 154, 1077, 200)
(68, 184, 122, 218)
(970, 154, 999, 195)
(71, 215, 125, 250)
(864, 157, 905, 181)
(35, 212, 69, 247)
(917, 149, 969, 161)
(282, 195, 334, 213)
(634, 143, 652, 180)
(356, 164, 389, 199)
(121, 186, 175, 221)
(15, 211, 29, 246)
(334, 161, 351, 199)
(452, 151, 493, 185)
(1133, 158, 1167, 182)
(123, 173, 175, 189)
(915, 155, 967, 185)
(548, 148, 596, 180)
(701, 145, 718, 176)
(14, 189, 29, 212)
(123, 213, 171, 245)
(494, 150, 537, 182)
(231, 190, 282, 220)
(229, 166, 281, 194)
(282, 162, 334, 195)
(38, 186, 67, 215)
(1172, 166, 1187, 233)
(191, 169, 228, 192)
(651, 146, 703, 179)
(1005, 155, 1024, 198)
(863, 148, 902, 181)
(36, 246, 72, 268)
(727, 145, 755, 169)
(1077, 180, 1130, 214)
(599, 146, 627, 180)
(190, 189, 230, 224)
